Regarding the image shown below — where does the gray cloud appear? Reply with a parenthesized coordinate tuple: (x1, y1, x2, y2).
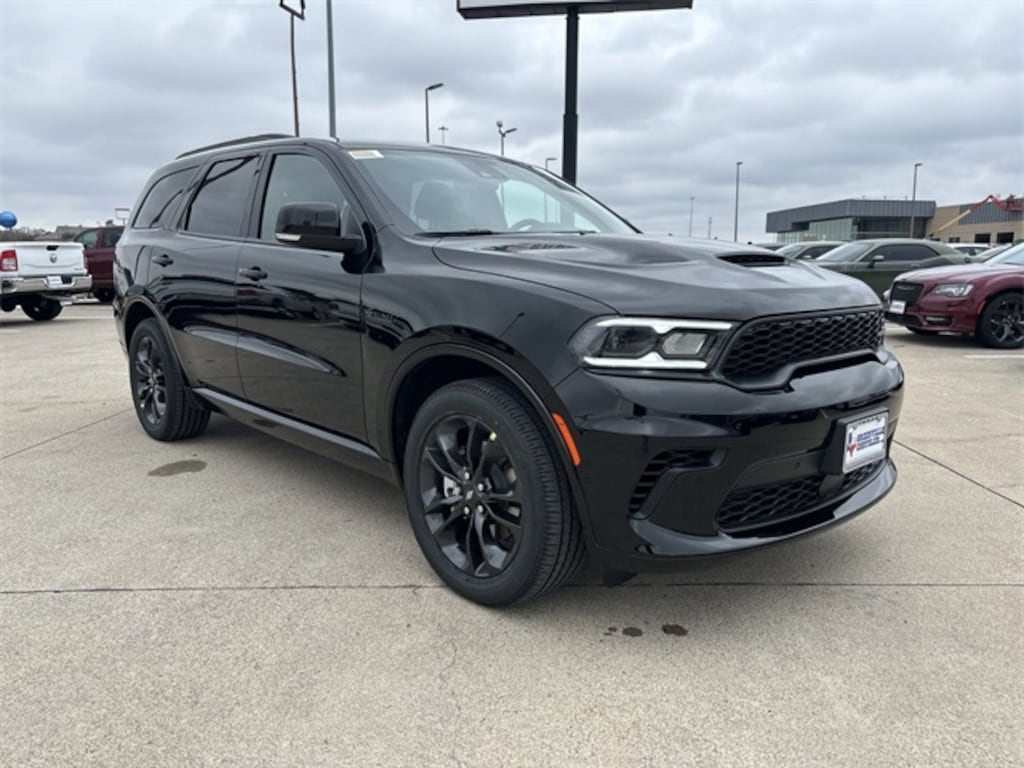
(1, 0, 1021, 240)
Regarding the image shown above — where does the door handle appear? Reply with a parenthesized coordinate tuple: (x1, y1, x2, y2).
(153, 254, 173, 267)
(239, 266, 268, 281)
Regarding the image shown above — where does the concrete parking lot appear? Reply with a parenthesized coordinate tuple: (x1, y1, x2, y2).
(1, 302, 1021, 768)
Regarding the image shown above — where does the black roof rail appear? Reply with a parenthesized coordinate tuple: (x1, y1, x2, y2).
(175, 133, 293, 159)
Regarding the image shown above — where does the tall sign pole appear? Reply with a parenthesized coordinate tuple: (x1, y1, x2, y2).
(279, 1, 306, 137)
(327, 0, 337, 137)
(562, 8, 579, 183)
(457, 2, 693, 185)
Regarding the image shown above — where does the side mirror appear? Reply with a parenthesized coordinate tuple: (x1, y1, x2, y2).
(275, 202, 364, 255)
(869, 253, 886, 268)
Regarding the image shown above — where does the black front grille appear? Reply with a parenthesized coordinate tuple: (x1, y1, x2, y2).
(628, 449, 716, 514)
(889, 282, 924, 307)
(721, 310, 884, 380)
(717, 460, 883, 533)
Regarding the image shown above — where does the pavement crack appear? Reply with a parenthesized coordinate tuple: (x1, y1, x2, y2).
(895, 439, 1024, 510)
(1, 408, 133, 460)
(0, 584, 446, 596)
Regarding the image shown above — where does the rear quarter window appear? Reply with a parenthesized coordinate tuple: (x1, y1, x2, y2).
(132, 167, 198, 229)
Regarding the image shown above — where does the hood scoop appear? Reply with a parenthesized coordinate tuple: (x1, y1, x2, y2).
(485, 242, 579, 253)
(718, 252, 788, 267)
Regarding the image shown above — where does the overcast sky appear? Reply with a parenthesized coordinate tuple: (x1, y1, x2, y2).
(1, 0, 1021, 240)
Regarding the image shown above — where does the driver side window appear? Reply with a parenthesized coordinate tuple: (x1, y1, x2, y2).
(260, 154, 355, 242)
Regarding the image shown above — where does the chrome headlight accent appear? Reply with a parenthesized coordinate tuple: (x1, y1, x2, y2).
(570, 317, 734, 371)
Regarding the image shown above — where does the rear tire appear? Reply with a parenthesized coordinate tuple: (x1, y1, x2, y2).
(93, 289, 115, 303)
(976, 292, 1024, 349)
(402, 377, 584, 606)
(21, 297, 62, 321)
(128, 319, 210, 441)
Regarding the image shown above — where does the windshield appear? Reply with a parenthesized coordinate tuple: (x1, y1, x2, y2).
(816, 241, 872, 262)
(345, 148, 636, 236)
(986, 242, 1024, 266)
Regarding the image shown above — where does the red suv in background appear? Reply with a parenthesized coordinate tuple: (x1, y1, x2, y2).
(74, 225, 123, 302)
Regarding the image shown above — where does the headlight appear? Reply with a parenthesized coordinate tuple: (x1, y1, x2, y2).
(932, 283, 974, 297)
(569, 317, 734, 370)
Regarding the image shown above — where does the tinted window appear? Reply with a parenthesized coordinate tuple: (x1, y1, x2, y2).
(872, 244, 937, 263)
(133, 167, 196, 229)
(260, 154, 354, 241)
(817, 242, 872, 262)
(99, 227, 123, 248)
(185, 156, 258, 237)
(76, 229, 98, 248)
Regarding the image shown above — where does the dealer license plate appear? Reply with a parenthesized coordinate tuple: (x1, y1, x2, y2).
(46, 275, 64, 288)
(889, 300, 906, 314)
(843, 412, 888, 473)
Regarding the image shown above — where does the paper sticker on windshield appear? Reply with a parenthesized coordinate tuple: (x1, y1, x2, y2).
(348, 149, 383, 160)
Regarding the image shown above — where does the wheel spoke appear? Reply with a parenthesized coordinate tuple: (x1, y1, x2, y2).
(472, 513, 509, 576)
(485, 502, 522, 530)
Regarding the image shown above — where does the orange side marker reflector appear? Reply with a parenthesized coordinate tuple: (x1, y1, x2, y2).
(551, 413, 581, 467)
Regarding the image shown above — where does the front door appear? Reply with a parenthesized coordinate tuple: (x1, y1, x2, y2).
(235, 150, 366, 440)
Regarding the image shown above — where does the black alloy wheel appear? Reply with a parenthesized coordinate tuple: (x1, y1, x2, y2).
(418, 414, 523, 578)
(403, 378, 584, 606)
(132, 334, 168, 428)
(978, 292, 1024, 349)
(128, 319, 210, 441)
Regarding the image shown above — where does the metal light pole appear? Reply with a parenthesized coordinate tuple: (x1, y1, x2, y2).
(424, 82, 443, 144)
(545, 157, 557, 171)
(326, 0, 336, 137)
(733, 161, 743, 242)
(910, 162, 923, 237)
(497, 121, 517, 156)
(708, 216, 713, 239)
(688, 196, 695, 237)
(279, 1, 306, 137)
(438, 125, 448, 145)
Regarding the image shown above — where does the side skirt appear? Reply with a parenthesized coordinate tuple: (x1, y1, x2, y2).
(194, 387, 399, 485)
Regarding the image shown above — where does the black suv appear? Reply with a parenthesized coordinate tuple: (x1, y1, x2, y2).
(114, 135, 904, 605)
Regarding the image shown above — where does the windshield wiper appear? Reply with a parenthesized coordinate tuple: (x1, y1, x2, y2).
(417, 229, 499, 237)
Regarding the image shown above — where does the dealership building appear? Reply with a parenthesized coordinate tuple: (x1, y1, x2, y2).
(766, 196, 1023, 245)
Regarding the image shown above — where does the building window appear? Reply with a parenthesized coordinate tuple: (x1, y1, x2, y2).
(997, 232, 1014, 244)
(974, 233, 992, 244)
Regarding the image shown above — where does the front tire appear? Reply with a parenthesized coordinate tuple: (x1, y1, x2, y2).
(977, 292, 1024, 349)
(21, 297, 62, 321)
(402, 378, 584, 606)
(128, 319, 210, 441)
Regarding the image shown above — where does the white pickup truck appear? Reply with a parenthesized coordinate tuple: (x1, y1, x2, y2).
(0, 241, 93, 321)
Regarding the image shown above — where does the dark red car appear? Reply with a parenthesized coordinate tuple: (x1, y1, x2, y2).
(74, 225, 123, 302)
(885, 242, 1024, 348)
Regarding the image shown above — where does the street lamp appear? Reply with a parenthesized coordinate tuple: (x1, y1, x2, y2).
(438, 125, 449, 145)
(910, 162, 923, 238)
(545, 156, 557, 172)
(733, 161, 743, 242)
(279, 1, 306, 136)
(497, 120, 517, 156)
(424, 82, 444, 144)
(688, 196, 695, 237)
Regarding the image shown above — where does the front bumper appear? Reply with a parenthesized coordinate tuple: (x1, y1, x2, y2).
(2, 274, 93, 297)
(554, 351, 904, 572)
(885, 295, 979, 335)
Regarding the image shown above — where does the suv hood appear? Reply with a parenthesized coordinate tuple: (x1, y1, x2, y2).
(895, 263, 1023, 284)
(432, 234, 880, 318)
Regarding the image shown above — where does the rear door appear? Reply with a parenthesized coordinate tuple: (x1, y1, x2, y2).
(150, 153, 262, 397)
(858, 244, 949, 294)
(235, 149, 367, 439)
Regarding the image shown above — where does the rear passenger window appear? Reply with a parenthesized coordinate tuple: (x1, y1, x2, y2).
(184, 157, 258, 238)
(133, 168, 196, 229)
(76, 229, 98, 248)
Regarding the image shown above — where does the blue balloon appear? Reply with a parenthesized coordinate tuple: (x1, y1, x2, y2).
(0, 210, 17, 229)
